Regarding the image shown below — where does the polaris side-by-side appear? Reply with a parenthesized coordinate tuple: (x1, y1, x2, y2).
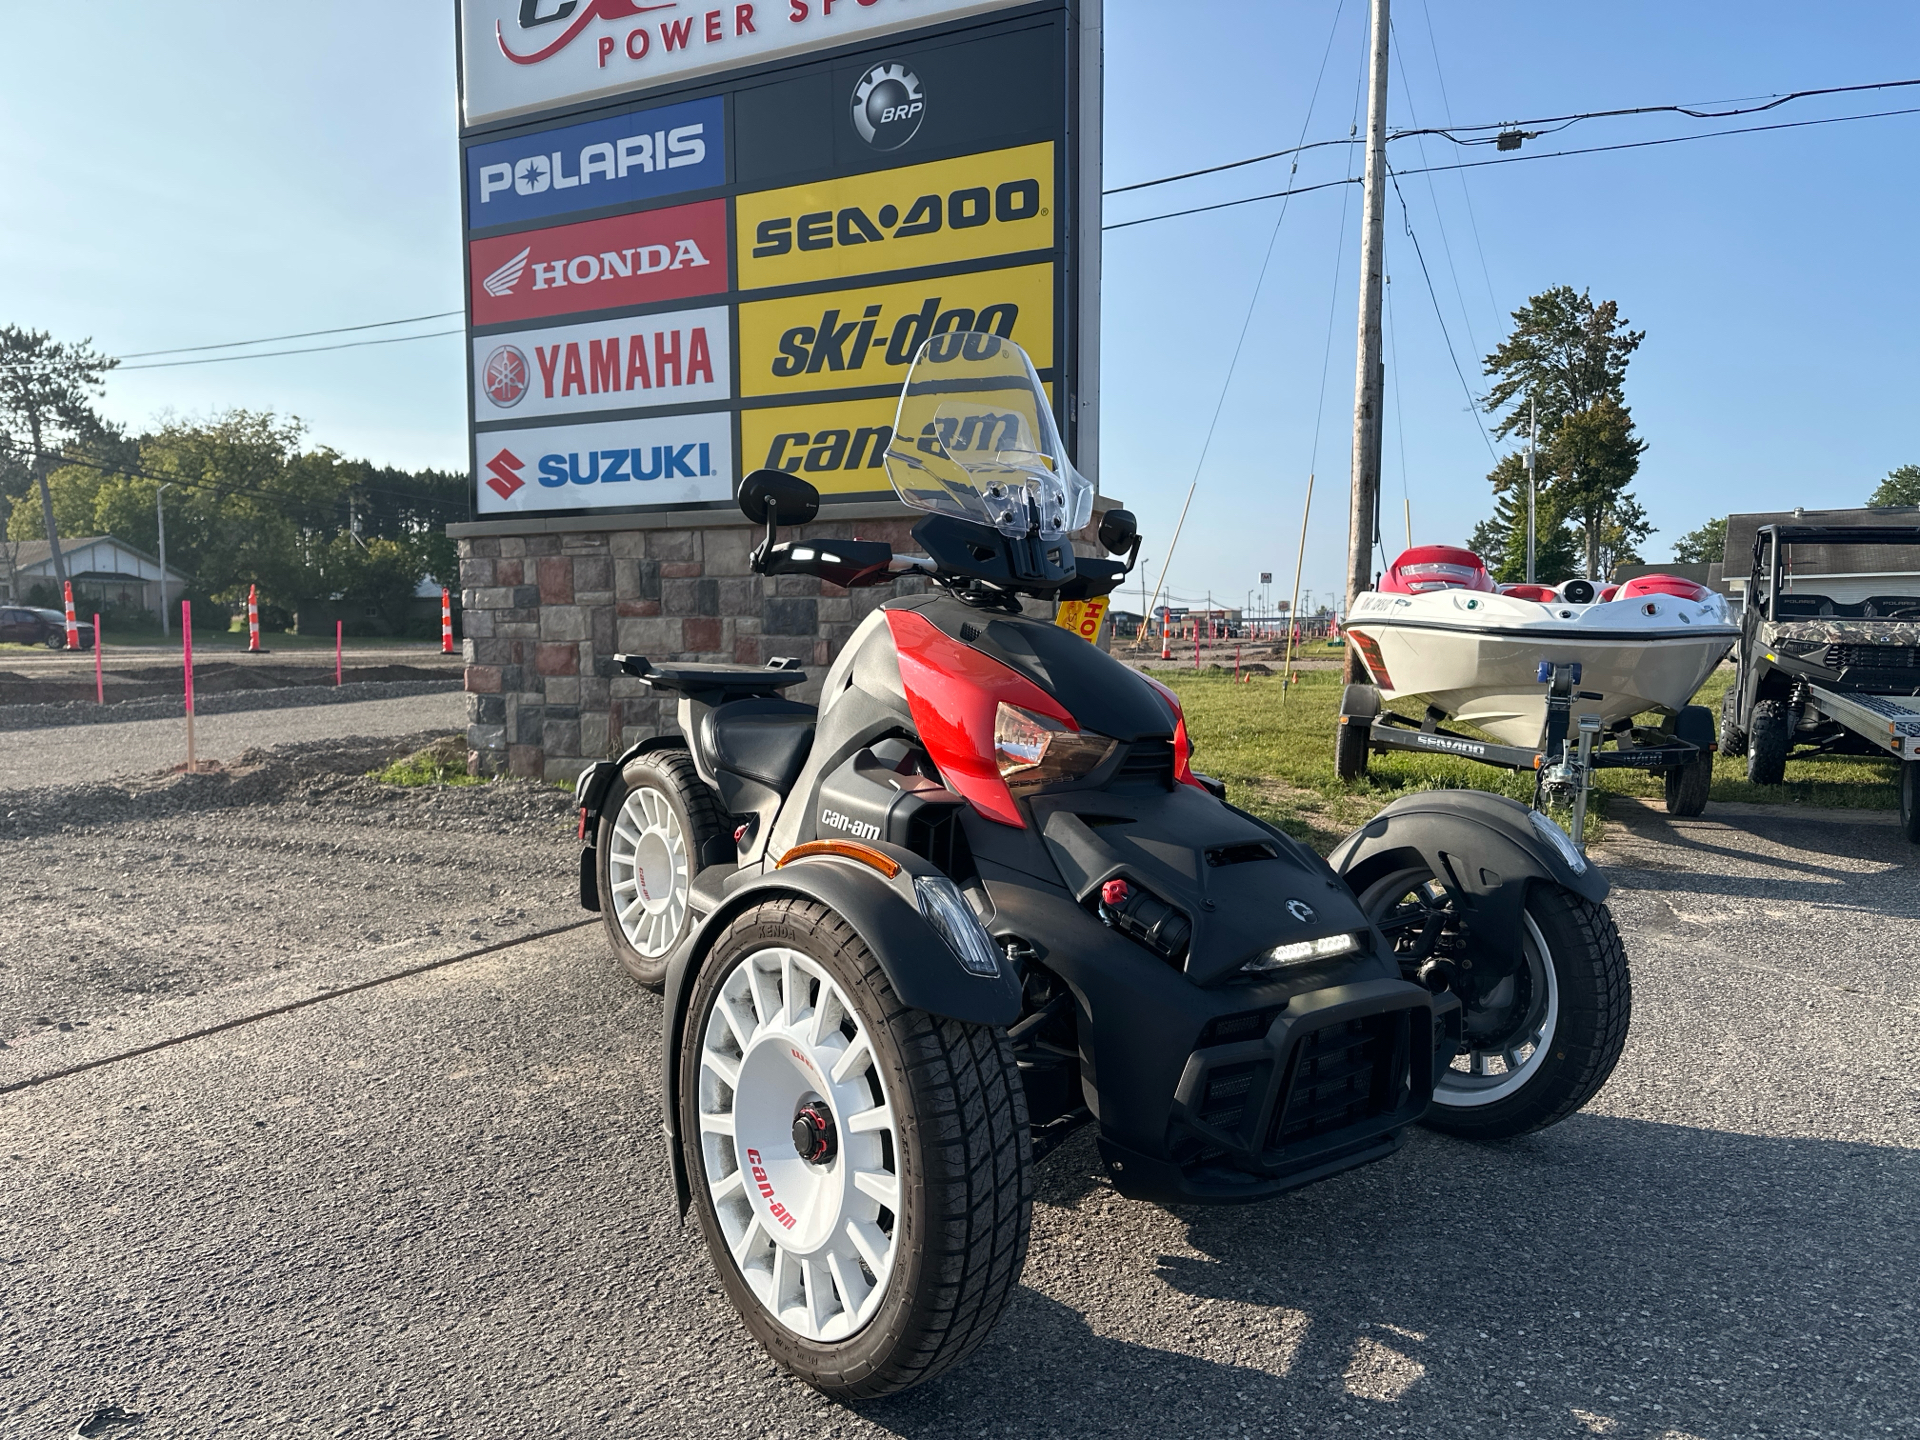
(572, 334, 1632, 1397)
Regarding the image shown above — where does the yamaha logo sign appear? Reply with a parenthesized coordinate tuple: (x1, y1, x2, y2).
(852, 63, 925, 151)
(482, 345, 530, 409)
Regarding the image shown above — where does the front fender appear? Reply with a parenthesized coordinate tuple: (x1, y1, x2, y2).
(1327, 789, 1608, 970)
(659, 849, 1023, 1215)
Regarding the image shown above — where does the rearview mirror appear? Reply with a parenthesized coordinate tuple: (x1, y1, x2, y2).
(1097, 508, 1138, 556)
(739, 469, 820, 527)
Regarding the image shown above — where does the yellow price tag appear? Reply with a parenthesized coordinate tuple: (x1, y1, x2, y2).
(1054, 596, 1109, 645)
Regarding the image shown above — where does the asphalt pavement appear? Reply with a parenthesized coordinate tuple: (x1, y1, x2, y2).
(2, 800, 1916, 1438)
(0, 692, 467, 791)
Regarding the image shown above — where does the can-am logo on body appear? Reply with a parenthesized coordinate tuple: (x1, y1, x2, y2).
(1286, 900, 1316, 924)
(851, 62, 925, 150)
(820, 807, 881, 841)
(468, 199, 728, 325)
(744, 1148, 797, 1229)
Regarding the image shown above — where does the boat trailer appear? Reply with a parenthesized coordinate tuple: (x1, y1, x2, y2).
(1339, 661, 1717, 843)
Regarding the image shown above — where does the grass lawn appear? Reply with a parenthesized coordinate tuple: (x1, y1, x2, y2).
(1163, 661, 1898, 853)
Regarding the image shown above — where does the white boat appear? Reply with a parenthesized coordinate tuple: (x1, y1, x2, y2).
(1343, 546, 1738, 748)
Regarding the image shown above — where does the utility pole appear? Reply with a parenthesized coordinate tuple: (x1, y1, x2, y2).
(1524, 397, 1538, 583)
(1343, 0, 1390, 683)
(157, 483, 174, 638)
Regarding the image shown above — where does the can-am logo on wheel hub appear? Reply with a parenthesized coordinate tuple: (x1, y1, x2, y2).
(1286, 899, 1316, 923)
(482, 345, 530, 408)
(852, 63, 925, 150)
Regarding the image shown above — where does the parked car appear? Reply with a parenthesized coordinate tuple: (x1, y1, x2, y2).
(0, 606, 96, 650)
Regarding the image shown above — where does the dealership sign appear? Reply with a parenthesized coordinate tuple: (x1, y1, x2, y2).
(458, 0, 1027, 126)
(461, 0, 1096, 523)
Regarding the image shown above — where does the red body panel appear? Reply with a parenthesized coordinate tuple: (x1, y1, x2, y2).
(884, 609, 1075, 828)
(1617, 573, 1712, 603)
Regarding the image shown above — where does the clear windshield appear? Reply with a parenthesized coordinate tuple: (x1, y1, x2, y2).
(884, 331, 1093, 539)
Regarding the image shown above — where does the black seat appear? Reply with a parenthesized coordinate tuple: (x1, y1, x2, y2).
(700, 698, 818, 798)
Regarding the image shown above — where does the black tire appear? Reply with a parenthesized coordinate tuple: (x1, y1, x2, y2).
(1746, 698, 1790, 786)
(1663, 755, 1712, 816)
(44, 633, 65, 650)
(1901, 762, 1920, 845)
(680, 898, 1031, 1398)
(1718, 688, 1748, 757)
(595, 748, 727, 990)
(1334, 719, 1371, 781)
(1357, 868, 1630, 1141)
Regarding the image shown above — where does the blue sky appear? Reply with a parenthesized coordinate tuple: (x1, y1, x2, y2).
(2, 3, 1916, 612)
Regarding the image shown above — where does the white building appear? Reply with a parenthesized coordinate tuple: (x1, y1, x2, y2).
(2, 535, 193, 614)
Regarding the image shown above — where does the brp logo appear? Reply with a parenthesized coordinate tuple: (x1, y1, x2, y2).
(852, 63, 925, 151)
(1286, 899, 1316, 924)
(482, 345, 530, 409)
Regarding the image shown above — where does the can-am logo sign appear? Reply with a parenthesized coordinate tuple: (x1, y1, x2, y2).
(458, 0, 1025, 126)
(476, 412, 734, 513)
(471, 304, 731, 419)
(465, 95, 722, 228)
(468, 199, 727, 325)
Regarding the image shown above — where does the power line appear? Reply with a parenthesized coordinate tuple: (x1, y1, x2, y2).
(1104, 76, 1920, 201)
(1104, 102, 1920, 233)
(1387, 167, 1495, 460)
(118, 311, 465, 359)
(1389, 17, 1481, 366)
(1416, 0, 1500, 321)
(118, 328, 466, 371)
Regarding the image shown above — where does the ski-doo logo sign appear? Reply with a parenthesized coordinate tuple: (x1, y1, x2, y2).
(457, 0, 1026, 126)
(737, 144, 1054, 289)
(738, 263, 1052, 399)
(470, 305, 730, 419)
(475, 413, 733, 513)
(468, 199, 727, 325)
(465, 96, 722, 228)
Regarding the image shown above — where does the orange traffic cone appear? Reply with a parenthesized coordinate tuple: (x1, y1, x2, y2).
(62, 581, 79, 649)
(247, 584, 263, 653)
(441, 587, 454, 654)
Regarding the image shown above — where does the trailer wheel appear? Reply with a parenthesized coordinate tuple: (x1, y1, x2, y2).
(1718, 689, 1748, 757)
(1663, 754, 1712, 817)
(681, 899, 1031, 1398)
(1901, 762, 1920, 844)
(596, 748, 728, 990)
(1335, 684, 1378, 781)
(1745, 699, 1790, 786)
(1358, 868, 1630, 1140)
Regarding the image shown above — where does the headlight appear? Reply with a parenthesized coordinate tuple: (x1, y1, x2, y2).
(1528, 808, 1588, 875)
(914, 875, 1001, 978)
(993, 703, 1117, 794)
(1241, 931, 1361, 975)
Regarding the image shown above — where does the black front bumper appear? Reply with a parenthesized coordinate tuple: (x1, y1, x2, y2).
(1099, 979, 1460, 1205)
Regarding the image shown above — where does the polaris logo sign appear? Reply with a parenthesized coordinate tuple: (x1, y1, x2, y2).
(475, 413, 732, 514)
(465, 97, 722, 228)
(457, 0, 1027, 126)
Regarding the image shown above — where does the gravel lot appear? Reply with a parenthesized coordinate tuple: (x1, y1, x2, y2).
(1, 767, 1916, 1438)
(0, 691, 467, 792)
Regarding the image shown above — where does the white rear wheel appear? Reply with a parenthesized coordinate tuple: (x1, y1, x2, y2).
(608, 783, 689, 959)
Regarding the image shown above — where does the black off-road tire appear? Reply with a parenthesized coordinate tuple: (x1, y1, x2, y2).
(1718, 688, 1748, 758)
(680, 898, 1032, 1398)
(1901, 762, 1920, 844)
(595, 748, 727, 990)
(1334, 719, 1371, 781)
(1745, 698, 1790, 786)
(1663, 755, 1712, 816)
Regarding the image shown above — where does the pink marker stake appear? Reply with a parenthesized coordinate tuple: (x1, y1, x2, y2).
(336, 620, 343, 686)
(182, 600, 196, 773)
(94, 613, 103, 704)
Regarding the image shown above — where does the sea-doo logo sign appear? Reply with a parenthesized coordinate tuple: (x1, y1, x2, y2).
(465, 97, 723, 228)
(737, 143, 1054, 289)
(482, 345, 531, 408)
(1413, 734, 1487, 757)
(851, 62, 925, 150)
(475, 413, 732, 513)
(820, 807, 882, 841)
(471, 306, 730, 419)
(468, 199, 727, 325)
(1286, 900, 1316, 924)
(738, 263, 1052, 399)
(458, 0, 1025, 127)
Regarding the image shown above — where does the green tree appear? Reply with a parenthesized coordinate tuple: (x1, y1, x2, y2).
(1672, 515, 1727, 564)
(0, 326, 118, 587)
(1867, 464, 1920, 507)
(1551, 396, 1650, 578)
(1468, 451, 1581, 582)
(314, 534, 427, 634)
(4, 462, 101, 541)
